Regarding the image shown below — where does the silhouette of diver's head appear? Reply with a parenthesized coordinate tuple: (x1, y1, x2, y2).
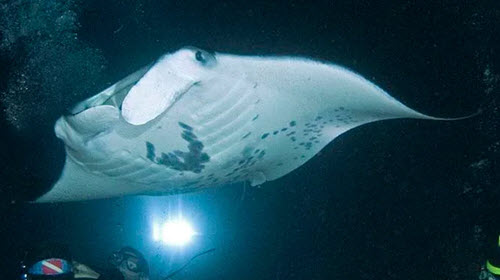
(109, 246, 149, 280)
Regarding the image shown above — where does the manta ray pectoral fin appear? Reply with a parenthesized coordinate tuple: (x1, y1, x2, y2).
(36, 158, 142, 202)
(417, 109, 482, 121)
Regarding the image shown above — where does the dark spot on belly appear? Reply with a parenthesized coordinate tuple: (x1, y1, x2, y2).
(145, 124, 210, 173)
(258, 150, 266, 159)
(181, 131, 195, 142)
(146, 142, 156, 161)
(242, 132, 251, 139)
(290, 121, 296, 127)
(200, 153, 210, 162)
(261, 133, 269, 139)
(178, 122, 193, 131)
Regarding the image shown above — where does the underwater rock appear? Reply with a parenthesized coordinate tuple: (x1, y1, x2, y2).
(0, 0, 106, 131)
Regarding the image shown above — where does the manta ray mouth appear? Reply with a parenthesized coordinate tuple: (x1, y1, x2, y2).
(71, 82, 195, 122)
(70, 66, 198, 126)
(69, 85, 126, 114)
(70, 67, 151, 115)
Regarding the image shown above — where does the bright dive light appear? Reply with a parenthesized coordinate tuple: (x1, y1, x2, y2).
(153, 222, 161, 242)
(152, 219, 196, 246)
(162, 219, 195, 246)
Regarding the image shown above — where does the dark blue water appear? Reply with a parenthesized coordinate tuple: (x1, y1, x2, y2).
(0, 1, 499, 279)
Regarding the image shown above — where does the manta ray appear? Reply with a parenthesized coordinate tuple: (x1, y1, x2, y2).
(36, 47, 468, 202)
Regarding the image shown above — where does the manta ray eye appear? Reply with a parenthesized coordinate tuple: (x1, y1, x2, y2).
(193, 49, 215, 66)
(195, 51, 206, 63)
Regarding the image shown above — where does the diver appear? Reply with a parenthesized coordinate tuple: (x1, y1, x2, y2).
(480, 234, 500, 280)
(21, 242, 99, 280)
(107, 246, 150, 280)
(479, 231, 500, 280)
(21, 242, 74, 280)
(75, 246, 150, 280)
(21, 243, 149, 280)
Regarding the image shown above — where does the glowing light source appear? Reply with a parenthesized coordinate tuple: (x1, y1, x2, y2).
(152, 218, 196, 246)
(152, 222, 161, 241)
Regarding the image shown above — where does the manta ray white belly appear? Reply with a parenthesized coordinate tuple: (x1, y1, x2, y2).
(37, 47, 454, 202)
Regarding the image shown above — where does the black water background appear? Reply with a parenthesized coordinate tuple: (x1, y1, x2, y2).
(0, 1, 499, 279)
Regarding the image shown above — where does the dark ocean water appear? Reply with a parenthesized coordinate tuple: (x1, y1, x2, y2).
(0, 0, 499, 279)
